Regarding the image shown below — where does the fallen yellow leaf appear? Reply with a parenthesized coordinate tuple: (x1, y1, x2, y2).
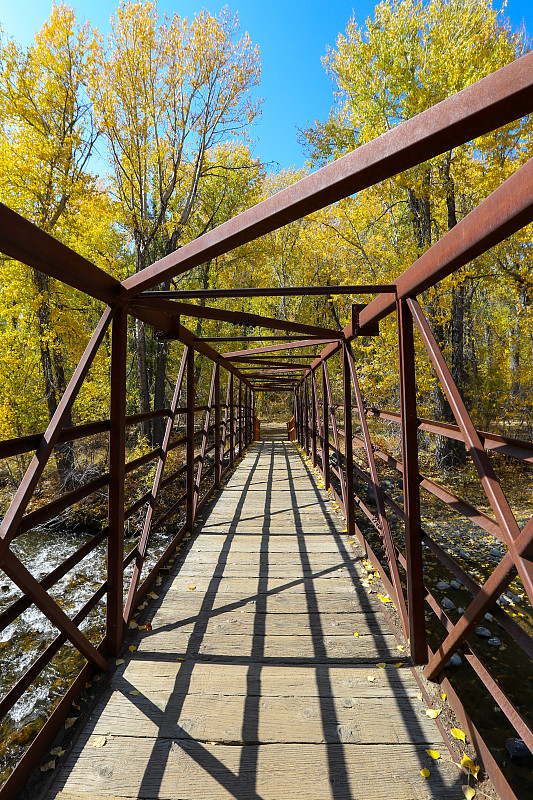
(420, 768, 430, 777)
(462, 787, 476, 800)
(426, 749, 441, 760)
(50, 747, 65, 757)
(188, 586, 196, 591)
(148, 592, 159, 599)
(376, 662, 386, 668)
(461, 752, 480, 780)
(92, 735, 107, 748)
(40, 760, 56, 772)
(353, 632, 359, 637)
(129, 690, 140, 696)
(129, 620, 138, 629)
(65, 717, 77, 729)
(441, 692, 447, 702)
(367, 675, 375, 682)
(394, 662, 403, 667)
(115, 658, 124, 665)
(425, 708, 442, 718)
(177, 657, 185, 662)
(377, 594, 392, 603)
(451, 727, 466, 743)
(129, 645, 137, 652)
(397, 645, 405, 652)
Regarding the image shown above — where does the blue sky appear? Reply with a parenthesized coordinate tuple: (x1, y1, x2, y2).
(1, 0, 532, 170)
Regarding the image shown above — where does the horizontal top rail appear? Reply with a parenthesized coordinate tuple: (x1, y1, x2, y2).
(139, 284, 396, 300)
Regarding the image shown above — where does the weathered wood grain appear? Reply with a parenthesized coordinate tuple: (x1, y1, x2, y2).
(47, 436, 451, 800)
(49, 741, 460, 800)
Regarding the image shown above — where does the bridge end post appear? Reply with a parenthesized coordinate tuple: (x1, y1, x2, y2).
(397, 298, 427, 665)
(106, 306, 127, 657)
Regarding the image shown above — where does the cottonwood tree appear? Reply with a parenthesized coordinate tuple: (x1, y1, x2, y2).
(90, 1, 261, 442)
(303, 0, 532, 465)
(0, 5, 99, 487)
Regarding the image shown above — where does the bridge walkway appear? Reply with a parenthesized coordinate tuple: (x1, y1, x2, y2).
(47, 427, 461, 800)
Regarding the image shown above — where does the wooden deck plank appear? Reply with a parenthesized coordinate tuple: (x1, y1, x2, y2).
(47, 436, 454, 800)
(49, 741, 460, 800)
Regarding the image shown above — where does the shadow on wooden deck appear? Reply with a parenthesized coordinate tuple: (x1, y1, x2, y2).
(45, 435, 463, 800)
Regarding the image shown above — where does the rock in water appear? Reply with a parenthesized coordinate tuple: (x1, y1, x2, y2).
(488, 637, 500, 648)
(446, 653, 462, 667)
(506, 739, 533, 765)
(441, 597, 456, 610)
(436, 580, 450, 590)
(450, 580, 461, 590)
(475, 627, 491, 638)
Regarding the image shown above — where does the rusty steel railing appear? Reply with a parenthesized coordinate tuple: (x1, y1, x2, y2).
(2, 51, 533, 799)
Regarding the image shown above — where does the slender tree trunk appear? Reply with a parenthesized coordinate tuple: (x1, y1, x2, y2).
(152, 279, 171, 447)
(135, 249, 151, 441)
(432, 156, 467, 468)
(31, 268, 76, 488)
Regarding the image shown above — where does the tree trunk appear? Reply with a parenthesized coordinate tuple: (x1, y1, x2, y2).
(31, 268, 76, 489)
(432, 156, 467, 468)
(135, 249, 152, 441)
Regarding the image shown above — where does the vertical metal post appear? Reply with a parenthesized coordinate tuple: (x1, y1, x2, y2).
(237, 379, 243, 457)
(299, 387, 304, 447)
(252, 391, 256, 441)
(322, 363, 330, 490)
(244, 385, 249, 446)
(107, 306, 127, 656)
(310, 371, 317, 467)
(214, 363, 221, 488)
(186, 346, 195, 532)
(342, 345, 356, 539)
(304, 378, 309, 454)
(397, 299, 427, 663)
(229, 373, 235, 468)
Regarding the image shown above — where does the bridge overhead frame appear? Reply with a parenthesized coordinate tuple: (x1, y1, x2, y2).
(0, 52, 533, 799)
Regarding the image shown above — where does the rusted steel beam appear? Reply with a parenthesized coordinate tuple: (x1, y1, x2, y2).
(360, 155, 533, 330)
(310, 371, 317, 468)
(0, 203, 122, 303)
(106, 307, 127, 657)
(424, 593, 533, 753)
(222, 339, 340, 358)
(322, 363, 330, 490)
(0, 583, 106, 720)
(120, 54, 533, 297)
(133, 297, 342, 339)
(215, 363, 222, 488)
(229, 373, 235, 468)
(1, 548, 108, 671)
(198, 336, 316, 342)
(233, 361, 313, 370)
(186, 347, 195, 532)
(0, 308, 113, 558)
(397, 299, 426, 663)
(193, 364, 217, 516)
(409, 299, 533, 606)
(0, 529, 107, 634)
(310, 150, 533, 372)
(368, 407, 533, 463)
(137, 284, 394, 300)
(123, 349, 187, 626)
(237, 379, 243, 457)
(346, 345, 409, 638)
(0, 409, 170, 460)
(342, 347, 356, 541)
(230, 354, 319, 360)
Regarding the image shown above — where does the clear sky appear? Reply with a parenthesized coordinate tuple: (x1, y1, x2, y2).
(1, 0, 532, 171)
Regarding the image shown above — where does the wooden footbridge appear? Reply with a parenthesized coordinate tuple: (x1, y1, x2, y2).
(2, 55, 533, 800)
(44, 429, 460, 800)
